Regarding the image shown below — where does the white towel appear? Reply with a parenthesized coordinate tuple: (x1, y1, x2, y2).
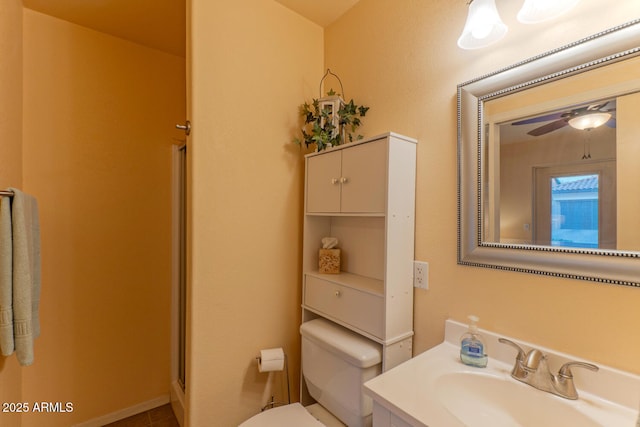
(8, 188, 41, 366)
(0, 195, 13, 356)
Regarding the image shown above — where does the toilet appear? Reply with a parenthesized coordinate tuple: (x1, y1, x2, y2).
(239, 318, 382, 427)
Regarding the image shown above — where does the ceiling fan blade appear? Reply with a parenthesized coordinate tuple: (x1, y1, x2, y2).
(587, 102, 611, 111)
(512, 112, 564, 125)
(527, 119, 569, 136)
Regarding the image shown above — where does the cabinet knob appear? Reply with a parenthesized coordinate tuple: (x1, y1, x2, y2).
(335, 290, 341, 297)
(331, 178, 339, 185)
(340, 177, 348, 184)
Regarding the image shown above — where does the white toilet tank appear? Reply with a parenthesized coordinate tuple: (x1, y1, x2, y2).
(300, 318, 382, 427)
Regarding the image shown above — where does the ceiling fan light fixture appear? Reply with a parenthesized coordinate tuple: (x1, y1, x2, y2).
(457, 0, 508, 50)
(517, 0, 581, 24)
(568, 112, 611, 130)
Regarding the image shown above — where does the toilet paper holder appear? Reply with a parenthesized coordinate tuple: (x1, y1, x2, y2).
(256, 350, 291, 411)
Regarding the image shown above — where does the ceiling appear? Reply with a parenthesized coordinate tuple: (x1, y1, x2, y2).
(22, 0, 360, 58)
(23, 0, 186, 57)
(273, 0, 360, 27)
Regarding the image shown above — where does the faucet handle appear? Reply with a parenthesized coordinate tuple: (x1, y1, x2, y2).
(498, 338, 528, 379)
(498, 338, 525, 361)
(558, 361, 599, 378)
(553, 361, 599, 400)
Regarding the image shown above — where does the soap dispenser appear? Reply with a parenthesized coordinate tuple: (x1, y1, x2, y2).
(460, 315, 487, 368)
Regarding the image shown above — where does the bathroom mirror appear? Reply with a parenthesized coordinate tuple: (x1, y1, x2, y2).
(457, 20, 640, 286)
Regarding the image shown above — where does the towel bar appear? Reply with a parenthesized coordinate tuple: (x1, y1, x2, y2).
(0, 190, 14, 197)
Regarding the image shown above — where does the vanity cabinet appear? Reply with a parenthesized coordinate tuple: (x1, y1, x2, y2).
(372, 406, 414, 427)
(301, 132, 417, 373)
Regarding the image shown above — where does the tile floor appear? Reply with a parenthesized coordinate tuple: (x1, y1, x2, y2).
(103, 404, 179, 427)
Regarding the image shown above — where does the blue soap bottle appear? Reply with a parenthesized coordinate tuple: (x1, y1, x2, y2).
(460, 315, 487, 368)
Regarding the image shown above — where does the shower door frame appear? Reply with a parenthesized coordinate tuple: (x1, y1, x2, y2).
(171, 144, 187, 392)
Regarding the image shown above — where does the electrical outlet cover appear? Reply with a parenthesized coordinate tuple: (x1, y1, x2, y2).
(414, 261, 428, 289)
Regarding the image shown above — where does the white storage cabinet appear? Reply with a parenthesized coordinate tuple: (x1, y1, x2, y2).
(301, 132, 417, 374)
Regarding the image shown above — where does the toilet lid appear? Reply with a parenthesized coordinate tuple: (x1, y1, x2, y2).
(239, 403, 325, 427)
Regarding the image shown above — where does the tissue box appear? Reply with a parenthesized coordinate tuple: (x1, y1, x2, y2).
(319, 249, 340, 274)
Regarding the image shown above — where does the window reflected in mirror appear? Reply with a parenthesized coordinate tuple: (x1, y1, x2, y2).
(549, 174, 600, 249)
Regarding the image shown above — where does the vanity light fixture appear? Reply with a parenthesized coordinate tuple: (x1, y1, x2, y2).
(457, 0, 508, 50)
(517, 0, 580, 24)
(568, 112, 611, 131)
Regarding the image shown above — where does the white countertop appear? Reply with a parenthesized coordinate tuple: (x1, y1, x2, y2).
(363, 319, 640, 426)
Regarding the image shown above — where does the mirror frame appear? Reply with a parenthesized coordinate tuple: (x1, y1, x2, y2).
(457, 19, 640, 287)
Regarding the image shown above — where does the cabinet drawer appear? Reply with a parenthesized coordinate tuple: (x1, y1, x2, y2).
(304, 275, 383, 338)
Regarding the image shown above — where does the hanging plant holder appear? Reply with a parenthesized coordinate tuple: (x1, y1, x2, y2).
(294, 69, 370, 152)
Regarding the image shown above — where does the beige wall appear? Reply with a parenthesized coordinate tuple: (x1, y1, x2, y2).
(0, 0, 23, 189)
(17, 9, 185, 426)
(325, 0, 640, 374)
(188, 1, 323, 425)
(617, 91, 640, 250)
(0, 1, 24, 426)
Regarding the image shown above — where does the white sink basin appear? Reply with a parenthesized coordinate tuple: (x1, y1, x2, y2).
(436, 372, 601, 427)
(364, 320, 640, 427)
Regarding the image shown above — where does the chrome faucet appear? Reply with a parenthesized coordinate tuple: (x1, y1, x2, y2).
(498, 338, 599, 400)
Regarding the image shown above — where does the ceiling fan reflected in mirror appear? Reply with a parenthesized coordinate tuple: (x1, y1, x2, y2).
(511, 100, 616, 136)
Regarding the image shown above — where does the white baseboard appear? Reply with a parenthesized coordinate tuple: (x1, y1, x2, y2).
(72, 394, 170, 427)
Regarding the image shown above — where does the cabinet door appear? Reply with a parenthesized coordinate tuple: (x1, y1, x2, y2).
(390, 413, 414, 427)
(306, 150, 342, 213)
(341, 139, 387, 213)
(373, 403, 416, 427)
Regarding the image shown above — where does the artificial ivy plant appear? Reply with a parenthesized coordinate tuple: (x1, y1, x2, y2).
(294, 90, 370, 152)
